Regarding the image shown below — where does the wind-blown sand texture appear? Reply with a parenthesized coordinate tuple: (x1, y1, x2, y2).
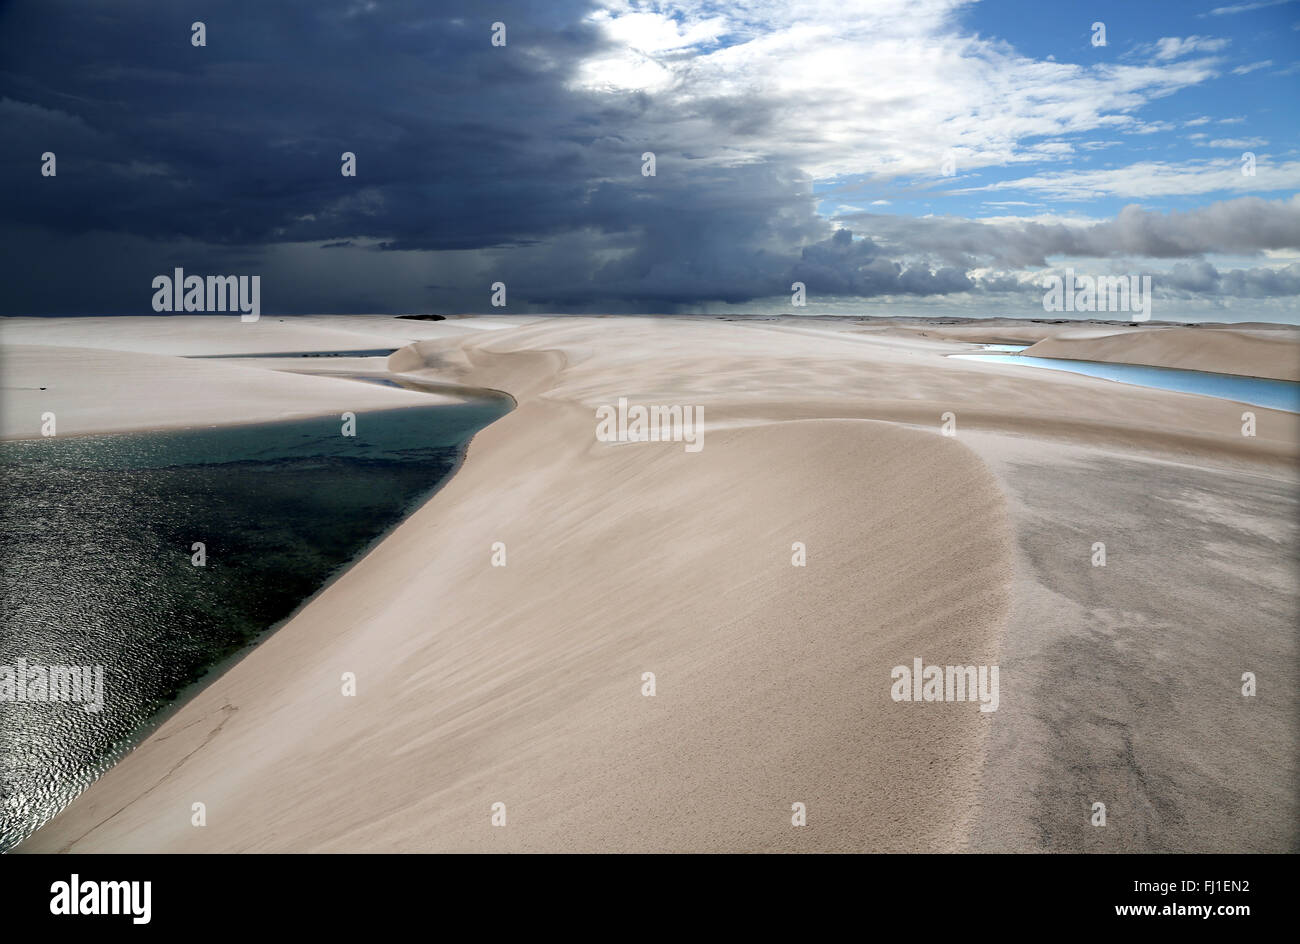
(7, 314, 1297, 852)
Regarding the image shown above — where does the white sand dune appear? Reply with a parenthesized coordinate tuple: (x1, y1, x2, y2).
(9, 315, 1298, 852)
(903, 319, 1300, 382)
(0, 343, 455, 439)
(0, 314, 534, 439)
(1023, 325, 1300, 383)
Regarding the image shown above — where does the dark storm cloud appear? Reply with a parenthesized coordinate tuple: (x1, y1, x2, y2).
(518, 162, 826, 307)
(792, 229, 973, 297)
(0, 0, 839, 312)
(0, 0, 610, 249)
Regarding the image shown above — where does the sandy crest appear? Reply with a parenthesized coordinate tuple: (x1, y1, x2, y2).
(20, 317, 1013, 852)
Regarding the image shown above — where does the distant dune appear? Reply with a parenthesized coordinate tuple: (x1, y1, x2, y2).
(1024, 325, 1300, 383)
(898, 319, 1300, 382)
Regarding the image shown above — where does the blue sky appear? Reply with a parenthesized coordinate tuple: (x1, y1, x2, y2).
(817, 0, 1300, 221)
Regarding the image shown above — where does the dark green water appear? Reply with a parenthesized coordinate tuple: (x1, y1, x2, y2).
(0, 399, 509, 850)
